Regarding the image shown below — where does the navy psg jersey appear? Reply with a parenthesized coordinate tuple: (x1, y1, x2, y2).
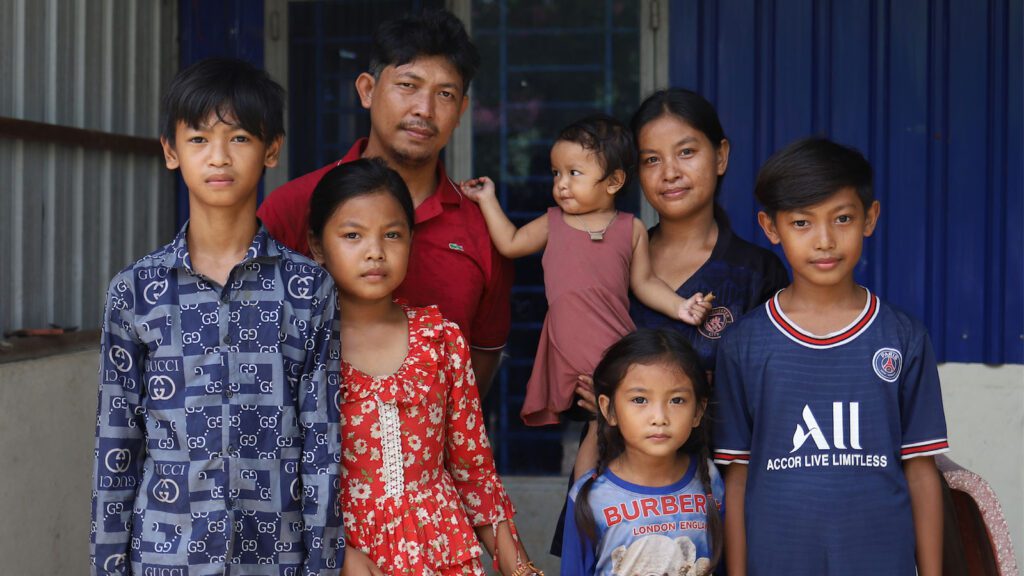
(712, 288, 948, 575)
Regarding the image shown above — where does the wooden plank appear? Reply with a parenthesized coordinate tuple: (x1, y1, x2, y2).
(0, 116, 162, 156)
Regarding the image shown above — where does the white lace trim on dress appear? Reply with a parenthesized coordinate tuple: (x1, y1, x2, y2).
(378, 400, 404, 498)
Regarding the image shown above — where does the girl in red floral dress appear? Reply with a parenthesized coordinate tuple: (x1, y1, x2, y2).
(307, 158, 542, 576)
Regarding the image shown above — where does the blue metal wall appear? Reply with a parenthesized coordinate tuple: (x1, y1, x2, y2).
(670, 0, 1023, 364)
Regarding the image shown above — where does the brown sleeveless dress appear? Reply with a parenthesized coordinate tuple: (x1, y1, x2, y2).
(520, 208, 636, 426)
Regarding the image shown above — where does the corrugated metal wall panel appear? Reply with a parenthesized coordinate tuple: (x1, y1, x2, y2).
(0, 0, 177, 338)
(670, 0, 1023, 364)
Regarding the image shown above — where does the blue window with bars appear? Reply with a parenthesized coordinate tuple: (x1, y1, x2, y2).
(471, 0, 641, 474)
(287, 0, 442, 178)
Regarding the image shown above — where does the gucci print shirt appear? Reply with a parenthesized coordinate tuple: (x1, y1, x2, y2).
(90, 224, 344, 576)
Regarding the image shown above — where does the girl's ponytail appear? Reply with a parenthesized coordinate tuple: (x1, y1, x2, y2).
(574, 421, 613, 544)
(573, 468, 601, 545)
(697, 444, 723, 571)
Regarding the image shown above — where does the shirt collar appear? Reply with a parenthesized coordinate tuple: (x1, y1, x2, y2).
(341, 138, 462, 208)
(647, 208, 736, 260)
(163, 220, 280, 273)
(708, 209, 734, 260)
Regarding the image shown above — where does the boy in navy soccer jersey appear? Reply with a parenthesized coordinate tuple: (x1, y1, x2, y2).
(712, 137, 947, 576)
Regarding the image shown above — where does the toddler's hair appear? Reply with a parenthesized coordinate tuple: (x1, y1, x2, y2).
(161, 57, 285, 145)
(369, 9, 480, 92)
(755, 136, 874, 217)
(308, 158, 415, 239)
(574, 329, 722, 570)
(556, 114, 636, 185)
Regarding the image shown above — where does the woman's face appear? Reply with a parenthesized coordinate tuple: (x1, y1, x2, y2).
(636, 114, 729, 222)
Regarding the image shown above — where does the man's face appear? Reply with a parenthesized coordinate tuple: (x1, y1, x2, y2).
(356, 55, 469, 167)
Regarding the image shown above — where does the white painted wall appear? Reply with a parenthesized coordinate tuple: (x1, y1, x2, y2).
(939, 363, 1024, 569)
(0, 350, 96, 575)
(0, 353, 1019, 574)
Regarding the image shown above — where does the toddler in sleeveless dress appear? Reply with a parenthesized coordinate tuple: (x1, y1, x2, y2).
(461, 115, 711, 426)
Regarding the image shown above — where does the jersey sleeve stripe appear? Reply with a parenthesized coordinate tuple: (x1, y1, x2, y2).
(713, 456, 749, 465)
(713, 451, 750, 465)
(902, 438, 948, 449)
(900, 440, 949, 459)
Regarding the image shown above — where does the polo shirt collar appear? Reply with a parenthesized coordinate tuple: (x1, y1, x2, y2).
(341, 138, 463, 223)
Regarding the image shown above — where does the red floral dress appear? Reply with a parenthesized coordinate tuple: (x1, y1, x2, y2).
(339, 305, 517, 575)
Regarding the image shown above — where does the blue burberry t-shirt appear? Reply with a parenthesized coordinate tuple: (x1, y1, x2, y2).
(562, 458, 725, 575)
(90, 224, 344, 576)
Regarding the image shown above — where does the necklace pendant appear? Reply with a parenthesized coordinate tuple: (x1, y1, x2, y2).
(587, 231, 605, 241)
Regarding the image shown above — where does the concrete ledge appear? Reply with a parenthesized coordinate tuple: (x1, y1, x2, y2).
(484, 476, 567, 575)
(0, 349, 96, 575)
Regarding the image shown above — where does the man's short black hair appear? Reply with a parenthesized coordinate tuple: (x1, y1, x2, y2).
(369, 9, 480, 92)
(755, 137, 874, 217)
(161, 58, 285, 145)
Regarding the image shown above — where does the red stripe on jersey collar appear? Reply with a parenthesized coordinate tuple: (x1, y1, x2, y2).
(767, 288, 879, 347)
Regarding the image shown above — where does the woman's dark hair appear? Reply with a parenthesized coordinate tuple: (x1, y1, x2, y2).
(630, 88, 730, 224)
(369, 9, 480, 93)
(574, 329, 722, 570)
(556, 114, 636, 185)
(308, 158, 415, 239)
(161, 57, 285, 145)
(755, 136, 874, 217)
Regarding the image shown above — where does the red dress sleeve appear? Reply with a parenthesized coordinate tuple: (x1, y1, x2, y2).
(441, 320, 517, 527)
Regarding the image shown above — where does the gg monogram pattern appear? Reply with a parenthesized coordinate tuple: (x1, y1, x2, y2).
(91, 225, 344, 576)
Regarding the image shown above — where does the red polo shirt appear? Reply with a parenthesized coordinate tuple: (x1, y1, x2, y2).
(257, 139, 513, 350)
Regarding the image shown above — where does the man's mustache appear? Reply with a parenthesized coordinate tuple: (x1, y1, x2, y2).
(398, 120, 438, 135)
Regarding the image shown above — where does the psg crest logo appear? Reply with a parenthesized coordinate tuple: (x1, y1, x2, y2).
(872, 348, 902, 382)
(699, 306, 734, 339)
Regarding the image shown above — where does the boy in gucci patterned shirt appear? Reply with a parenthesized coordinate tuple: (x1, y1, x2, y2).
(90, 58, 343, 576)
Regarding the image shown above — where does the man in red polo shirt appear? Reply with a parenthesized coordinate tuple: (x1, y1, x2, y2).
(258, 10, 512, 395)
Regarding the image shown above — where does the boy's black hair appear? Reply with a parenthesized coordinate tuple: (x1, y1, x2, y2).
(369, 9, 480, 92)
(631, 88, 729, 222)
(161, 58, 285, 145)
(308, 158, 415, 239)
(557, 114, 636, 186)
(573, 329, 722, 571)
(755, 137, 874, 217)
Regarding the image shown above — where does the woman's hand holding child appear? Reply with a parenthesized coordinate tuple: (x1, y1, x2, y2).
(575, 374, 598, 415)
